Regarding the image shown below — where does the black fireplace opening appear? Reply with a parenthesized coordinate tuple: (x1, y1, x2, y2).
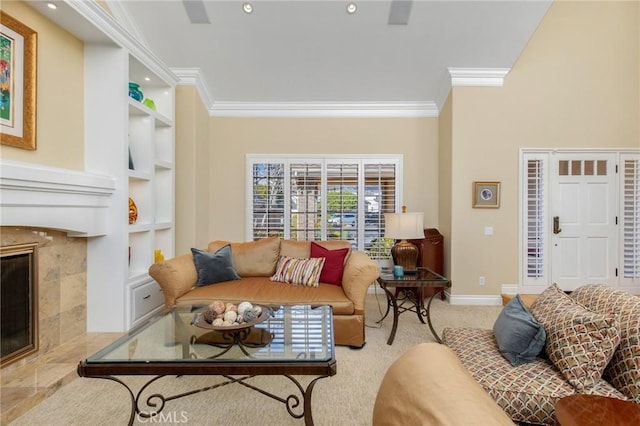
(1, 243, 38, 366)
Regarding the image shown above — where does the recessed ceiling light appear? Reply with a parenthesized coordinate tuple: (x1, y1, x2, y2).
(243, 2, 253, 14)
(144, 77, 151, 81)
(346, 2, 357, 14)
(47, 2, 57, 9)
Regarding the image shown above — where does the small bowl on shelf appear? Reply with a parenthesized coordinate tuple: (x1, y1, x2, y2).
(143, 98, 156, 110)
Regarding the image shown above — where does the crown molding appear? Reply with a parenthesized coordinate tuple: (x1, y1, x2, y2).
(172, 68, 437, 117)
(172, 68, 215, 110)
(208, 101, 439, 118)
(448, 67, 510, 87)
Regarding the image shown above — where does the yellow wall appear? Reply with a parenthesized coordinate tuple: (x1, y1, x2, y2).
(0, 1, 84, 169)
(438, 95, 453, 278)
(207, 117, 439, 242)
(175, 85, 211, 253)
(448, 0, 639, 296)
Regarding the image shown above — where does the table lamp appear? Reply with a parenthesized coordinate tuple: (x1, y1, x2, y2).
(384, 208, 424, 273)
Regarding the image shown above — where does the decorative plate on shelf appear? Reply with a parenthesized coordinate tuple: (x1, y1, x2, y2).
(192, 304, 270, 332)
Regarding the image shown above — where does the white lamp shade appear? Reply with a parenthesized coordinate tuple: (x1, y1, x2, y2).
(384, 212, 425, 240)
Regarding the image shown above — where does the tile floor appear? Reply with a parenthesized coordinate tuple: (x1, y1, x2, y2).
(1, 332, 121, 425)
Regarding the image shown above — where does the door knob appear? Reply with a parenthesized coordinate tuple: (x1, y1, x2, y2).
(553, 216, 562, 234)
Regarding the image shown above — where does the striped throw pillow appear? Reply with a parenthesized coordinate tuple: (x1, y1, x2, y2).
(270, 256, 325, 287)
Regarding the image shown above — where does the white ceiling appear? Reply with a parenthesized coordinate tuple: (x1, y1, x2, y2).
(37, 0, 554, 116)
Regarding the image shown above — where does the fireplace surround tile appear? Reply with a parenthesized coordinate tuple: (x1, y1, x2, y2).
(1, 226, 87, 368)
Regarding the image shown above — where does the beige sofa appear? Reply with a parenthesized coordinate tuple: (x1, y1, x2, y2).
(148, 237, 380, 347)
(372, 343, 515, 425)
(443, 284, 640, 425)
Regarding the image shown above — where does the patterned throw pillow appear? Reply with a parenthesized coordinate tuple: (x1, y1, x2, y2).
(570, 284, 640, 403)
(270, 256, 326, 287)
(530, 284, 621, 390)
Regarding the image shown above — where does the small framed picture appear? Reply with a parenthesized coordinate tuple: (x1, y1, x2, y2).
(473, 181, 500, 208)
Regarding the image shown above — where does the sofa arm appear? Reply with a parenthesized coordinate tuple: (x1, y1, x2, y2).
(148, 253, 197, 307)
(342, 251, 380, 314)
(373, 343, 514, 426)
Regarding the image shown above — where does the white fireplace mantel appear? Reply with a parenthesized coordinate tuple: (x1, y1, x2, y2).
(0, 160, 115, 237)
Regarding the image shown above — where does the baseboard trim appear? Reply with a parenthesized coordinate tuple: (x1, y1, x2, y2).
(367, 284, 503, 306)
(501, 284, 519, 295)
(448, 294, 503, 306)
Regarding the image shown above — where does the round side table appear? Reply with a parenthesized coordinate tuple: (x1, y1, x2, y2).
(555, 395, 640, 426)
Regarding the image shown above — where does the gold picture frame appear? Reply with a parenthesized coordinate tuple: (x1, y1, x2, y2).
(473, 181, 501, 208)
(1, 12, 37, 150)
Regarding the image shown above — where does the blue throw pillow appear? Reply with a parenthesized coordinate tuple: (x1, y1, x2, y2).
(191, 245, 241, 287)
(493, 295, 546, 366)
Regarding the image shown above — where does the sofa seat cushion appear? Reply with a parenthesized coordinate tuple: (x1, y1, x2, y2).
(570, 284, 640, 403)
(443, 328, 626, 425)
(175, 276, 355, 315)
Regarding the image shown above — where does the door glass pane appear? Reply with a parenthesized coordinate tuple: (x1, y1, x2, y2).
(559, 160, 568, 176)
(571, 160, 582, 176)
(597, 160, 607, 176)
(584, 160, 594, 176)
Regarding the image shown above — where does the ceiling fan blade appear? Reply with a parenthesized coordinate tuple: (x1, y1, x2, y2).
(388, 0, 413, 25)
(183, 0, 211, 24)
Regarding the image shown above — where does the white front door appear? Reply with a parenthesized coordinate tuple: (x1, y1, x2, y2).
(550, 153, 618, 291)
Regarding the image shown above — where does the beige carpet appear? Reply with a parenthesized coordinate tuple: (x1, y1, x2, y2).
(10, 291, 502, 426)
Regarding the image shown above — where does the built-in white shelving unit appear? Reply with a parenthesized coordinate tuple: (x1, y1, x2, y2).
(35, 1, 180, 332)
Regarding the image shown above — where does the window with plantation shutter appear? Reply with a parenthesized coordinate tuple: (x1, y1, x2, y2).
(247, 155, 401, 259)
(526, 158, 546, 279)
(621, 155, 640, 282)
(522, 153, 550, 287)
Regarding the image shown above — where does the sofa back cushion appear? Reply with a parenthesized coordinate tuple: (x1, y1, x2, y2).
(570, 284, 640, 403)
(280, 239, 351, 260)
(207, 237, 280, 277)
(530, 284, 620, 390)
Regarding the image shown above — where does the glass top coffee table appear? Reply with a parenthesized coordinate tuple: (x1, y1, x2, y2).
(77, 304, 335, 426)
(376, 267, 451, 344)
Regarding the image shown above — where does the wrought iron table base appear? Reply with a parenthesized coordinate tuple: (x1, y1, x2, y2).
(94, 373, 328, 426)
(377, 286, 445, 344)
(190, 328, 273, 359)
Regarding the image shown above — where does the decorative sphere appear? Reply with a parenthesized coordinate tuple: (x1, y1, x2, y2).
(225, 303, 237, 313)
(212, 318, 224, 327)
(243, 308, 259, 323)
(209, 301, 226, 315)
(237, 301, 253, 316)
(203, 309, 216, 324)
(223, 310, 237, 323)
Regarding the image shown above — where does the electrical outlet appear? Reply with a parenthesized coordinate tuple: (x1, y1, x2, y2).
(479, 276, 485, 286)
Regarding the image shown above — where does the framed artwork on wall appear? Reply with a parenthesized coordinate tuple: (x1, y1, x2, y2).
(473, 181, 501, 208)
(0, 12, 37, 150)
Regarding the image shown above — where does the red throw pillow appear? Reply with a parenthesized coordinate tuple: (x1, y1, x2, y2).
(310, 242, 349, 286)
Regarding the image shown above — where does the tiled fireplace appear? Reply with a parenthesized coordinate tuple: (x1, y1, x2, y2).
(0, 160, 115, 370)
(1, 227, 87, 368)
